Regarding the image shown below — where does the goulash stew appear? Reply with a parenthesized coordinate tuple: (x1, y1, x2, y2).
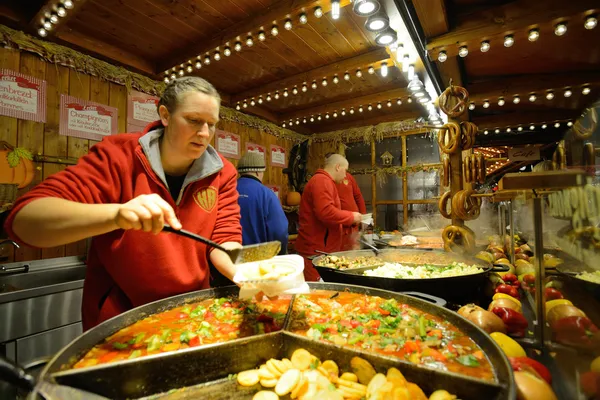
(289, 292, 494, 381)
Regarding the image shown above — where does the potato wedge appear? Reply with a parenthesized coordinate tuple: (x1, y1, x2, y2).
(266, 359, 284, 377)
(259, 366, 277, 380)
(386, 367, 407, 388)
(291, 375, 308, 399)
(407, 382, 428, 400)
(367, 373, 387, 398)
(291, 349, 313, 371)
(253, 390, 279, 400)
(237, 369, 260, 387)
(392, 387, 411, 400)
(322, 360, 339, 377)
(350, 357, 376, 385)
(336, 385, 365, 399)
(339, 372, 358, 382)
(275, 369, 302, 396)
(282, 358, 294, 370)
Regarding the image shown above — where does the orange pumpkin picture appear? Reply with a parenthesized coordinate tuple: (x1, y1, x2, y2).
(0, 141, 35, 189)
(286, 188, 301, 206)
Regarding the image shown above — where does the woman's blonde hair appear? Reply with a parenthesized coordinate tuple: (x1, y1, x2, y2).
(158, 76, 221, 113)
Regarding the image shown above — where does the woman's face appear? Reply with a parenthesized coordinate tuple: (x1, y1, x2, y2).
(159, 91, 219, 161)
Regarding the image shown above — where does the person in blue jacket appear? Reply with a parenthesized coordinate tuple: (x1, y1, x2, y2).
(236, 151, 288, 254)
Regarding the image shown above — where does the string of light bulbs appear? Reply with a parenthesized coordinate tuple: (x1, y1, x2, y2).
(468, 85, 592, 111)
(164, 6, 333, 83)
(435, 14, 597, 62)
(480, 120, 574, 135)
(233, 61, 391, 111)
(36, 0, 75, 37)
(279, 96, 413, 127)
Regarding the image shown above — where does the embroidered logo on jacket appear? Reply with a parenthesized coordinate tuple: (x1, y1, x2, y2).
(194, 186, 218, 212)
(343, 179, 349, 185)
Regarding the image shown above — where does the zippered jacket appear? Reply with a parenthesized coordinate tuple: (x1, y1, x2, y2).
(4, 121, 242, 329)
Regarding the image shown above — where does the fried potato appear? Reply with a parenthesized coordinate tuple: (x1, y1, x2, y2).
(237, 369, 260, 387)
(407, 382, 428, 400)
(350, 357, 376, 385)
(370, 381, 394, 400)
(339, 372, 358, 382)
(260, 378, 278, 388)
(336, 385, 365, 399)
(291, 375, 308, 399)
(275, 369, 302, 396)
(392, 387, 411, 400)
(282, 358, 294, 370)
(366, 373, 387, 398)
(322, 360, 339, 377)
(291, 348, 313, 371)
(259, 366, 276, 380)
(386, 367, 407, 387)
(253, 390, 279, 400)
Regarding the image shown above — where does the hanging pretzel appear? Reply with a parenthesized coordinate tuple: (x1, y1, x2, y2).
(451, 189, 481, 220)
(443, 224, 476, 253)
(438, 122, 461, 154)
(463, 155, 473, 183)
(439, 191, 453, 219)
(439, 85, 470, 118)
(460, 122, 478, 150)
(584, 142, 595, 175)
(442, 156, 450, 187)
(573, 108, 598, 140)
(473, 155, 481, 183)
(478, 153, 486, 183)
(553, 146, 567, 170)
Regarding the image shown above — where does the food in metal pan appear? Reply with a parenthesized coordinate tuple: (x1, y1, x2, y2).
(315, 255, 383, 270)
(577, 270, 600, 284)
(73, 296, 291, 368)
(242, 261, 297, 280)
(290, 292, 494, 381)
(363, 262, 483, 279)
(236, 349, 456, 399)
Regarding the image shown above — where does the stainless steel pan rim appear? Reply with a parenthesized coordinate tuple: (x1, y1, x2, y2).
(30, 282, 515, 400)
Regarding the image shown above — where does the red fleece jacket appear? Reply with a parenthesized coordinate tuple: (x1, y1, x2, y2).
(295, 169, 355, 280)
(4, 122, 242, 329)
(336, 172, 366, 213)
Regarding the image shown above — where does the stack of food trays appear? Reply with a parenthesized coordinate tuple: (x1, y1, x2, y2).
(35, 283, 515, 400)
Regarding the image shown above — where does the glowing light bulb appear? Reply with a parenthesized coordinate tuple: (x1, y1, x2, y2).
(529, 94, 537, 102)
(368, 66, 375, 74)
(458, 46, 468, 57)
(582, 87, 591, 95)
(344, 72, 350, 81)
(513, 96, 520, 104)
(504, 35, 514, 47)
(555, 23, 567, 36)
(564, 89, 572, 97)
(266, 94, 272, 101)
(283, 89, 289, 97)
(528, 29, 540, 42)
(186, 65, 193, 73)
(292, 87, 298, 95)
(322, 78, 328, 87)
(498, 98, 505, 106)
(299, 13, 308, 24)
(331, 0, 340, 20)
(63, 0, 74, 9)
(554, 122, 560, 128)
(397, 99, 402, 105)
(377, 103, 382, 109)
(314, 6, 323, 18)
(57, 7, 67, 17)
(333, 75, 339, 84)
(585, 15, 598, 30)
(468, 103, 475, 110)
(380, 62, 388, 77)
(271, 26, 279, 36)
(367, 105, 373, 111)
(246, 36, 254, 47)
(530, 125, 535, 130)
(224, 47, 231, 56)
(284, 19, 292, 30)
(480, 41, 490, 52)
(482, 101, 490, 108)
(356, 69, 362, 78)
(258, 97, 263, 104)
(258, 31, 266, 41)
(311, 81, 318, 89)
(387, 101, 392, 107)
(542, 124, 547, 129)
(350, 108, 355, 114)
(546, 91, 554, 100)
(438, 51, 447, 62)
(213, 52, 221, 61)
(302, 84, 308, 92)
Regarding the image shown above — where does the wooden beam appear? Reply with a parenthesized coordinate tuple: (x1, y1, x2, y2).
(54, 28, 156, 75)
(310, 111, 420, 133)
(412, 0, 450, 38)
(279, 88, 411, 121)
(467, 72, 600, 99)
(426, 0, 600, 52)
(473, 109, 579, 129)
(231, 48, 391, 104)
(29, 0, 88, 37)
(159, 0, 352, 73)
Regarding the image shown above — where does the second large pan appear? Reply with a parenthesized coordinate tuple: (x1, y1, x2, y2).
(313, 248, 509, 302)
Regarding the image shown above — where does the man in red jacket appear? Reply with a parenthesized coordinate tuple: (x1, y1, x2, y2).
(325, 153, 367, 251)
(295, 154, 362, 281)
(4, 77, 242, 329)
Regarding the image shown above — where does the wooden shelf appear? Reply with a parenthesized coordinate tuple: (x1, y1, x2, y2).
(498, 171, 585, 191)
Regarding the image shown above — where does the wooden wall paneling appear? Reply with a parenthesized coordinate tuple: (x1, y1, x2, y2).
(14, 53, 45, 261)
(65, 69, 90, 257)
(40, 63, 70, 259)
(109, 82, 127, 133)
(0, 48, 20, 262)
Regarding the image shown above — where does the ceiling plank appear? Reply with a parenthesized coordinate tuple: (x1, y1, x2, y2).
(412, 0, 450, 38)
(29, 0, 89, 37)
(54, 28, 156, 75)
(279, 88, 412, 121)
(158, 0, 352, 72)
(472, 109, 579, 129)
(310, 111, 420, 133)
(467, 71, 600, 98)
(231, 48, 391, 104)
(426, 0, 600, 51)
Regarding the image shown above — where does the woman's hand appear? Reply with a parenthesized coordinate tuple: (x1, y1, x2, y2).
(115, 194, 182, 234)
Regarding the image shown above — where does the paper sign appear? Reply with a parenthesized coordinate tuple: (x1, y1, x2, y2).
(127, 90, 159, 126)
(508, 147, 540, 162)
(215, 130, 241, 159)
(246, 142, 266, 162)
(266, 185, 281, 200)
(0, 69, 46, 123)
(270, 144, 286, 167)
(60, 95, 118, 140)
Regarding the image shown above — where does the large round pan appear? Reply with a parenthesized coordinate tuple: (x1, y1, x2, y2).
(24, 283, 515, 400)
(313, 248, 508, 302)
(552, 265, 600, 300)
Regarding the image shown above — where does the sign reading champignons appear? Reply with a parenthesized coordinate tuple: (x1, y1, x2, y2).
(60, 94, 118, 140)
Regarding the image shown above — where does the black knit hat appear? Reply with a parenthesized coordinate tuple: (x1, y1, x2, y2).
(237, 152, 266, 173)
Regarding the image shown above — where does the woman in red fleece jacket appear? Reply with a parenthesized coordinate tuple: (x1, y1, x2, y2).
(4, 77, 243, 329)
(295, 154, 362, 281)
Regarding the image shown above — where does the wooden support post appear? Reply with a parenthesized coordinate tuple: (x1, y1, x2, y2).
(402, 136, 409, 227)
(371, 139, 377, 226)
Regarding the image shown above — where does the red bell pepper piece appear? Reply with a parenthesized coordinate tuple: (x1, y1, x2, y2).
(544, 287, 563, 301)
(491, 307, 528, 337)
(509, 357, 552, 384)
(522, 274, 536, 288)
(503, 273, 518, 283)
(403, 341, 420, 354)
(188, 336, 201, 347)
(495, 284, 520, 299)
(550, 316, 599, 348)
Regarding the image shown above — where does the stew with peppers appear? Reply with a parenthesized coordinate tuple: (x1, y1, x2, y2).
(74, 296, 291, 369)
(289, 291, 494, 381)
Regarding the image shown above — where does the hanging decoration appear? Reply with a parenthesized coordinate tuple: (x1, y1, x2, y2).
(310, 119, 431, 144)
(349, 164, 442, 186)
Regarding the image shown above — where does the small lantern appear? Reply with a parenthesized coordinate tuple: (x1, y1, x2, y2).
(380, 151, 394, 166)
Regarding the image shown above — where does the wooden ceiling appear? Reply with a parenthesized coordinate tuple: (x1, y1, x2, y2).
(414, 0, 600, 132)
(0, 0, 427, 134)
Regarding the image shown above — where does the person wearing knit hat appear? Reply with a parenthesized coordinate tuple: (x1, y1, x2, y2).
(237, 151, 288, 254)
